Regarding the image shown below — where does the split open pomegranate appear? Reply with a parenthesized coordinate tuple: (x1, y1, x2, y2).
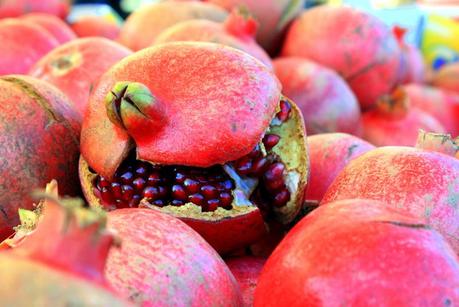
(79, 42, 308, 254)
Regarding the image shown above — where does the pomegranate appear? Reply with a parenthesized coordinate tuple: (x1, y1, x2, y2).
(305, 133, 375, 205)
(207, 0, 305, 55)
(432, 62, 459, 94)
(226, 256, 265, 307)
(393, 25, 426, 84)
(0, 181, 130, 306)
(106, 208, 242, 306)
(0, 75, 80, 241)
(273, 57, 362, 135)
(118, 1, 228, 51)
(362, 88, 445, 146)
(71, 16, 121, 40)
(404, 84, 459, 136)
(0, 19, 59, 75)
(0, 0, 70, 19)
(255, 199, 459, 305)
(154, 8, 272, 69)
(282, 5, 401, 109)
(416, 130, 459, 159)
(321, 146, 459, 253)
(79, 42, 308, 254)
(22, 13, 76, 44)
(29, 37, 132, 117)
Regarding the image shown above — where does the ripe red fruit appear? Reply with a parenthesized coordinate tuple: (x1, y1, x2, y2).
(29, 37, 132, 117)
(282, 6, 401, 109)
(71, 16, 121, 40)
(362, 88, 445, 146)
(305, 133, 375, 204)
(226, 256, 265, 307)
(0, 19, 59, 75)
(0, 75, 80, 241)
(403, 84, 459, 136)
(393, 25, 425, 84)
(106, 208, 243, 306)
(79, 42, 308, 254)
(207, 0, 305, 55)
(432, 62, 459, 94)
(255, 199, 459, 306)
(0, 0, 70, 19)
(154, 8, 272, 69)
(322, 145, 459, 253)
(118, 1, 228, 51)
(22, 13, 76, 44)
(0, 181, 130, 306)
(273, 57, 362, 135)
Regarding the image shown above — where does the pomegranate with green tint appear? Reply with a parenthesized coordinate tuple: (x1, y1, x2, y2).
(79, 42, 308, 254)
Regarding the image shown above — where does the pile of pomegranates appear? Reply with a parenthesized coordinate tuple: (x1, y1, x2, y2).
(0, 1, 458, 305)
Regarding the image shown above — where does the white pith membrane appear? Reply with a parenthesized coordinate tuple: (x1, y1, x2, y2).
(80, 97, 308, 224)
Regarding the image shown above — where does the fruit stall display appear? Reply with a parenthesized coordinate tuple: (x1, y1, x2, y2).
(0, 0, 458, 306)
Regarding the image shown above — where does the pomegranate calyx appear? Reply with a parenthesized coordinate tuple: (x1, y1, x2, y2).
(224, 7, 258, 40)
(416, 130, 459, 158)
(375, 87, 409, 118)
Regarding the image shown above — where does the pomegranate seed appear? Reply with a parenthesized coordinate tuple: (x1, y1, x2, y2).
(206, 199, 220, 212)
(132, 177, 146, 191)
(111, 182, 122, 198)
(151, 199, 165, 207)
(98, 177, 110, 189)
(277, 99, 291, 122)
(100, 187, 114, 204)
(171, 200, 184, 206)
(120, 171, 134, 184)
(264, 162, 285, 182)
(188, 193, 205, 206)
(201, 185, 218, 199)
(129, 194, 141, 207)
(147, 173, 161, 186)
(175, 172, 186, 184)
(135, 165, 148, 177)
(172, 185, 187, 200)
(266, 179, 285, 192)
(218, 179, 233, 191)
(272, 189, 290, 207)
(236, 158, 253, 175)
(248, 144, 261, 158)
(121, 185, 134, 201)
(263, 134, 280, 150)
(143, 186, 159, 199)
(158, 186, 169, 198)
(184, 178, 200, 194)
(252, 157, 269, 176)
(219, 192, 233, 208)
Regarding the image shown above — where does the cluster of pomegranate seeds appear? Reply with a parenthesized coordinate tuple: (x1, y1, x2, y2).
(93, 99, 292, 213)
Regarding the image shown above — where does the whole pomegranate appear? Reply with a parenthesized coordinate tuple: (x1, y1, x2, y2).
(404, 84, 459, 136)
(207, 0, 305, 55)
(322, 143, 459, 253)
(106, 208, 242, 306)
(432, 62, 459, 94)
(226, 256, 265, 307)
(305, 133, 375, 204)
(393, 25, 425, 84)
(0, 0, 70, 19)
(282, 5, 401, 109)
(0, 181, 130, 306)
(71, 16, 121, 40)
(22, 13, 76, 44)
(255, 199, 459, 306)
(0, 19, 59, 75)
(0, 75, 80, 241)
(154, 8, 272, 69)
(362, 88, 445, 146)
(29, 37, 132, 117)
(118, 1, 228, 51)
(273, 57, 362, 135)
(79, 42, 308, 254)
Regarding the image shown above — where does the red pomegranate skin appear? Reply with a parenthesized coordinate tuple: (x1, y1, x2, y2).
(22, 13, 76, 44)
(254, 199, 459, 306)
(282, 6, 401, 109)
(393, 26, 425, 84)
(404, 84, 459, 136)
(322, 146, 459, 253)
(154, 10, 272, 69)
(273, 57, 362, 135)
(207, 0, 305, 55)
(226, 256, 266, 307)
(305, 133, 375, 204)
(106, 208, 242, 306)
(362, 105, 446, 146)
(0, 75, 80, 241)
(0, 19, 59, 75)
(432, 62, 459, 94)
(71, 16, 121, 40)
(29, 37, 132, 117)
(118, 1, 228, 51)
(0, 0, 70, 19)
